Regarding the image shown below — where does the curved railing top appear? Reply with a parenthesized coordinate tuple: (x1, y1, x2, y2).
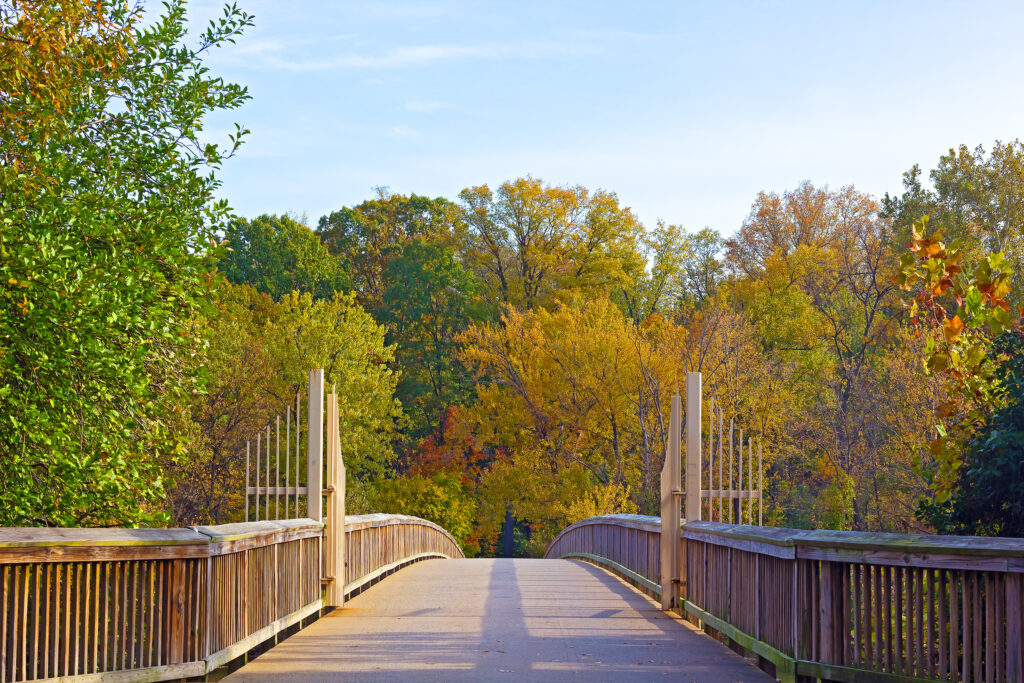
(346, 513, 465, 558)
(685, 520, 1024, 560)
(546, 514, 658, 552)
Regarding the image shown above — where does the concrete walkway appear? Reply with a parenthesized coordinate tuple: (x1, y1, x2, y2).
(225, 558, 772, 682)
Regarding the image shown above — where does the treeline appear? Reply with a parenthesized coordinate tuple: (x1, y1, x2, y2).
(202, 141, 1024, 553)
(3, 1, 1022, 548)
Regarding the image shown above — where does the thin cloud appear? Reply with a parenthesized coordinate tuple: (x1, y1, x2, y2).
(258, 40, 583, 72)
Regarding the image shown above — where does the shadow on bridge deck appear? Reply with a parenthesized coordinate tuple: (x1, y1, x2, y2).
(224, 558, 771, 682)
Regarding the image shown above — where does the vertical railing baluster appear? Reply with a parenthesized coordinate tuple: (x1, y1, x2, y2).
(276, 416, 281, 521)
(245, 441, 250, 522)
(286, 406, 291, 521)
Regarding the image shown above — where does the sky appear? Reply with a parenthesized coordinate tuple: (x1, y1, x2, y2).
(191, 0, 1024, 236)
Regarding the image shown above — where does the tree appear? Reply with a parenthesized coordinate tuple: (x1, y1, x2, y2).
(459, 294, 773, 549)
(271, 291, 402, 484)
(366, 472, 476, 553)
(921, 330, 1024, 537)
(170, 283, 402, 524)
(317, 191, 464, 309)
(680, 228, 726, 309)
(166, 281, 280, 526)
(615, 220, 687, 322)
(459, 177, 643, 310)
(0, 0, 251, 526)
(896, 217, 1018, 509)
(380, 239, 483, 443)
(220, 214, 348, 301)
(884, 141, 1024, 305)
(725, 183, 930, 530)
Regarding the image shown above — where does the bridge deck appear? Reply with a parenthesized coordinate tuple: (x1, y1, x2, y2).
(225, 558, 771, 681)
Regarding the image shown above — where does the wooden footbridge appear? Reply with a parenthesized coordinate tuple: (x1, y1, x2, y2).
(2, 372, 1023, 682)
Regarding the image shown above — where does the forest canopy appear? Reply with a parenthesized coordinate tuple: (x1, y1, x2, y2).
(3, 2, 1024, 546)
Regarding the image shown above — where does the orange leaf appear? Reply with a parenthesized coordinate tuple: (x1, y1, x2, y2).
(943, 315, 964, 343)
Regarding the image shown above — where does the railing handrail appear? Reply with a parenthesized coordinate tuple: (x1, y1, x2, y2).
(685, 520, 1024, 562)
(0, 515, 464, 554)
(0, 527, 208, 548)
(544, 514, 660, 558)
(346, 512, 461, 540)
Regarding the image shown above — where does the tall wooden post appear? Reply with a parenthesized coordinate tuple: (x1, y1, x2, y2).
(682, 372, 702, 605)
(307, 369, 324, 522)
(685, 372, 702, 525)
(325, 389, 347, 607)
(660, 392, 681, 610)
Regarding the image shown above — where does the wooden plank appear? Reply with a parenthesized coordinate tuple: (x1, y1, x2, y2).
(820, 561, 845, 665)
(874, 563, 883, 670)
(255, 433, 261, 522)
(265, 424, 271, 522)
(0, 528, 207, 548)
(0, 544, 210, 564)
(985, 572, 995, 683)
(698, 490, 763, 500)
(950, 571, 959, 681)
(938, 570, 948, 681)
(276, 416, 281, 520)
(285, 406, 291, 521)
(973, 572, 981, 682)
(1007, 573, 1022, 682)
(245, 441, 250, 522)
(168, 560, 185, 665)
(895, 566, 904, 676)
(31, 564, 39, 681)
(660, 393, 681, 610)
(853, 564, 861, 666)
(883, 565, 892, 674)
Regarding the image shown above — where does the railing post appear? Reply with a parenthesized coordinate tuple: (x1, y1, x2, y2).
(324, 389, 346, 607)
(307, 369, 324, 522)
(684, 372, 702, 525)
(660, 392, 681, 610)
(683, 372, 701, 604)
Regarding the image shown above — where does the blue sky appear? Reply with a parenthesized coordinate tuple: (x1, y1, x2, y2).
(194, 1, 1024, 235)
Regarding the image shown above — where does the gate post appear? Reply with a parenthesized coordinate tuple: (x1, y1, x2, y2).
(324, 388, 347, 607)
(684, 371, 702, 525)
(682, 371, 702, 605)
(307, 369, 324, 522)
(660, 392, 681, 610)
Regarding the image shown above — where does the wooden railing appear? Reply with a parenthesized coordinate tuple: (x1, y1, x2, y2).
(684, 522, 1024, 683)
(545, 516, 1024, 683)
(344, 514, 465, 596)
(544, 514, 662, 598)
(0, 514, 463, 682)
